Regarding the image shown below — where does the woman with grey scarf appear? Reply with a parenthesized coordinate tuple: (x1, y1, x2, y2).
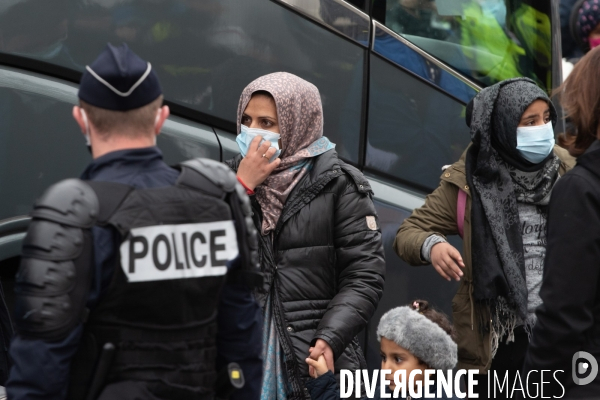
(394, 78, 575, 398)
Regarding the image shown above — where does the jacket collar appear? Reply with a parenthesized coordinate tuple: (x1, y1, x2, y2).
(81, 146, 164, 180)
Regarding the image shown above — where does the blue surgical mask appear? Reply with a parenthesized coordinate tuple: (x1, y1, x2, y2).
(236, 125, 282, 162)
(516, 121, 555, 164)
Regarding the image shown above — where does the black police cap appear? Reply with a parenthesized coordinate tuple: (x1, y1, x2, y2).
(78, 43, 162, 111)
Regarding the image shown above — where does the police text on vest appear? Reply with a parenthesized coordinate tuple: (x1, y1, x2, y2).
(120, 221, 238, 282)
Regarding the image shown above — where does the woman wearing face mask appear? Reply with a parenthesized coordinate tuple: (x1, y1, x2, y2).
(523, 46, 600, 397)
(394, 78, 574, 398)
(226, 72, 386, 399)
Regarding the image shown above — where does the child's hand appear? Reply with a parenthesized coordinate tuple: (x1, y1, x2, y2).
(305, 354, 329, 378)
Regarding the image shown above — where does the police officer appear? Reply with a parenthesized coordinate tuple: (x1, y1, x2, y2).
(6, 44, 263, 400)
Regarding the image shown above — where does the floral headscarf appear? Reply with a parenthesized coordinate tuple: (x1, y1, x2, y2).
(236, 72, 335, 235)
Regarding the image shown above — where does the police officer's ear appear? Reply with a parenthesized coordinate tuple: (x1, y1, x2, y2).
(72, 106, 89, 137)
(154, 105, 170, 136)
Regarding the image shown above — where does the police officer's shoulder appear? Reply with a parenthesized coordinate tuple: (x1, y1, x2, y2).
(17, 178, 100, 341)
(179, 158, 238, 194)
(31, 178, 99, 228)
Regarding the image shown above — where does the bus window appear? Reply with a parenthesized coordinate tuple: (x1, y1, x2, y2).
(0, 0, 367, 164)
(0, 66, 221, 222)
(280, 0, 371, 44)
(366, 53, 470, 191)
(376, 0, 553, 91)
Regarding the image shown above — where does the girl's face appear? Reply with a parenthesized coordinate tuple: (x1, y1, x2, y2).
(518, 99, 550, 127)
(380, 337, 427, 391)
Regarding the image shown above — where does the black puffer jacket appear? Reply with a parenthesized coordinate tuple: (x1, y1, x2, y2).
(226, 150, 385, 399)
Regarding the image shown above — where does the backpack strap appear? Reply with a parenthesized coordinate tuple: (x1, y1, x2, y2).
(457, 189, 467, 239)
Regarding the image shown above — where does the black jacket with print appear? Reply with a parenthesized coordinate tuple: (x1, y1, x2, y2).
(226, 150, 385, 399)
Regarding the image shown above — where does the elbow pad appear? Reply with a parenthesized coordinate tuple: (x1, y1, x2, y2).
(15, 179, 97, 340)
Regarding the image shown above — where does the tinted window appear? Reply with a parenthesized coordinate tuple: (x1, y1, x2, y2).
(365, 199, 460, 369)
(0, 0, 366, 163)
(0, 66, 220, 221)
(0, 68, 88, 220)
(372, 22, 477, 104)
(280, 0, 370, 44)
(159, 116, 220, 164)
(377, 0, 553, 91)
(367, 54, 470, 190)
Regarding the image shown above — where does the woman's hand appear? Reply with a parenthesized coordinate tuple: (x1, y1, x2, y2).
(305, 354, 329, 378)
(430, 242, 465, 281)
(308, 339, 335, 376)
(237, 136, 281, 190)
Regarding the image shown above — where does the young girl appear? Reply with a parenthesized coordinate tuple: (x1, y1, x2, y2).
(305, 300, 459, 399)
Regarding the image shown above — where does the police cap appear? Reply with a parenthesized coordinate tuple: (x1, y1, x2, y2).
(78, 43, 162, 111)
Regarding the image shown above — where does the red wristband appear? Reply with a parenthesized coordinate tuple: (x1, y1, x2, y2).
(237, 176, 255, 196)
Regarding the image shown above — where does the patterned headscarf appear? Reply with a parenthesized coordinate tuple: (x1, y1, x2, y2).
(577, 0, 600, 45)
(236, 72, 335, 235)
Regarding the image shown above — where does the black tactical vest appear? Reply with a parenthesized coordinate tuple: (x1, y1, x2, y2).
(14, 159, 260, 400)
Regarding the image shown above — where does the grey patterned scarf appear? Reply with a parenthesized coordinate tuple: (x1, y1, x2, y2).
(465, 78, 560, 349)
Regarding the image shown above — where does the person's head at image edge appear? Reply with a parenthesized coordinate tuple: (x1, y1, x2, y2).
(556, 45, 600, 156)
(72, 42, 170, 159)
(378, 300, 458, 399)
(574, 0, 600, 53)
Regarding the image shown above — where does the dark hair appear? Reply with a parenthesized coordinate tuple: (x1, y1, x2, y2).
(410, 299, 456, 343)
(555, 46, 600, 156)
(251, 90, 275, 100)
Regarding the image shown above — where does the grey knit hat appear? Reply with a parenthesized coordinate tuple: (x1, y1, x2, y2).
(377, 306, 457, 371)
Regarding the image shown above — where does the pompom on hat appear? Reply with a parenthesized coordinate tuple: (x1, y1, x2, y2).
(377, 306, 458, 371)
(78, 43, 162, 111)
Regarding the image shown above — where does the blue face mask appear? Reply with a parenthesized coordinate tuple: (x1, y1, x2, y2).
(516, 121, 555, 164)
(236, 125, 282, 162)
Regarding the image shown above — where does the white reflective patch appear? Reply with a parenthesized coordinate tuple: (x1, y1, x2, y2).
(120, 220, 238, 282)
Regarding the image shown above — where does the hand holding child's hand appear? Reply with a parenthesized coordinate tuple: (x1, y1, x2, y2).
(305, 354, 329, 378)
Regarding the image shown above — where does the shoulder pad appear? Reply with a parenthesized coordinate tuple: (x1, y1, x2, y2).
(179, 158, 238, 193)
(31, 179, 99, 228)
